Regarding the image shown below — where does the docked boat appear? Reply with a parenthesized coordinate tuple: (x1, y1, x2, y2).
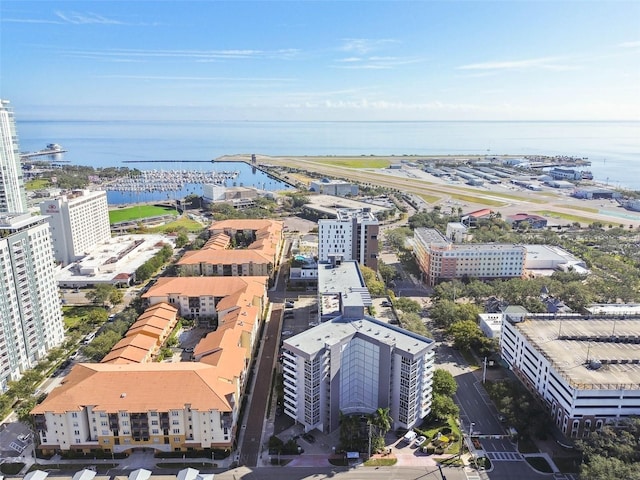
(46, 143, 63, 151)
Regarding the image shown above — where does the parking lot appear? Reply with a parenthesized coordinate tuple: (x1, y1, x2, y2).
(281, 295, 318, 340)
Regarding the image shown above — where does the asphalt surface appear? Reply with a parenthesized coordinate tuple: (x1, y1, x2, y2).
(239, 304, 283, 467)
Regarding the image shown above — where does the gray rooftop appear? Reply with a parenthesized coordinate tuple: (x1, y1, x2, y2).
(284, 315, 434, 359)
(515, 317, 640, 389)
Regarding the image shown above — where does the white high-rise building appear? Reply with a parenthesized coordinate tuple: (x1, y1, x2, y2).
(40, 190, 111, 265)
(318, 208, 379, 270)
(0, 100, 27, 213)
(282, 260, 435, 433)
(0, 213, 65, 391)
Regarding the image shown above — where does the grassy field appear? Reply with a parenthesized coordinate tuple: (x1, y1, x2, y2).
(553, 204, 598, 213)
(533, 210, 597, 224)
(62, 305, 105, 329)
(314, 157, 391, 169)
(419, 193, 442, 203)
(150, 216, 203, 233)
(449, 193, 507, 207)
(109, 205, 178, 224)
(25, 178, 50, 190)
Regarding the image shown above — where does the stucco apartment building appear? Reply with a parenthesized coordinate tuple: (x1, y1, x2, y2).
(413, 227, 526, 286)
(32, 280, 263, 455)
(141, 276, 267, 322)
(177, 219, 283, 279)
(101, 303, 179, 364)
(501, 312, 640, 438)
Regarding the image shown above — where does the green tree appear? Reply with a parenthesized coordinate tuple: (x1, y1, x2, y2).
(393, 297, 421, 314)
(82, 331, 121, 361)
(86, 284, 118, 307)
(431, 394, 459, 421)
(432, 369, 457, 397)
(449, 320, 482, 351)
(377, 261, 397, 285)
(360, 266, 386, 296)
(401, 312, 430, 337)
(175, 231, 190, 248)
(430, 299, 458, 328)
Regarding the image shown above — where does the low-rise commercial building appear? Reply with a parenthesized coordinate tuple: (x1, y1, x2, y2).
(310, 178, 359, 197)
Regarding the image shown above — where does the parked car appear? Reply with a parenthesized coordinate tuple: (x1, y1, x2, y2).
(282, 330, 293, 336)
(381, 300, 392, 307)
(285, 303, 294, 308)
(414, 435, 427, 448)
(302, 433, 316, 443)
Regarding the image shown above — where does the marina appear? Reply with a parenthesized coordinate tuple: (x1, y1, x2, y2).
(105, 169, 240, 193)
(104, 160, 293, 205)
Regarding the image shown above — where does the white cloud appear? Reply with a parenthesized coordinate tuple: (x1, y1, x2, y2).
(334, 55, 422, 70)
(54, 11, 126, 25)
(618, 41, 640, 48)
(458, 56, 578, 72)
(339, 38, 398, 54)
(60, 47, 300, 62)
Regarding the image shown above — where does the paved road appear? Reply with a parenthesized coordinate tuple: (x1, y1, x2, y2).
(239, 304, 283, 467)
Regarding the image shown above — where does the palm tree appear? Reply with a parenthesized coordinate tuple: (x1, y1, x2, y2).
(369, 407, 393, 451)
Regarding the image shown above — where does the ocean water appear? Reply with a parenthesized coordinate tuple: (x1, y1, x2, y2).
(16, 120, 640, 191)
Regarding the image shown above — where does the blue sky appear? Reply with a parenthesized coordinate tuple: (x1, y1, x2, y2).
(1, 1, 639, 121)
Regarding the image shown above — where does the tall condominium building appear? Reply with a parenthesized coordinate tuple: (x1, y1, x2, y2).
(501, 312, 640, 438)
(0, 99, 27, 213)
(318, 208, 379, 270)
(413, 227, 526, 286)
(40, 190, 111, 265)
(0, 213, 65, 391)
(282, 260, 434, 433)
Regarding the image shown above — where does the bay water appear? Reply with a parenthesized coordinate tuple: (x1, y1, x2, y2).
(17, 120, 640, 196)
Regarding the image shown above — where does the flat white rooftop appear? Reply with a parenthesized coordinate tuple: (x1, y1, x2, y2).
(56, 234, 173, 286)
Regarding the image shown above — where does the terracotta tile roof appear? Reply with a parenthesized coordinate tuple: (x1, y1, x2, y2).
(204, 233, 231, 250)
(31, 363, 236, 414)
(137, 302, 178, 320)
(177, 248, 272, 266)
(101, 334, 157, 364)
(101, 346, 150, 364)
(142, 276, 267, 300)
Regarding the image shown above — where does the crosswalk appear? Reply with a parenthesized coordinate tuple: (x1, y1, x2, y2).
(485, 451, 523, 461)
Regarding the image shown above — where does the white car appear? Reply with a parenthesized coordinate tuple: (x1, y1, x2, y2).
(282, 330, 293, 336)
(414, 435, 426, 447)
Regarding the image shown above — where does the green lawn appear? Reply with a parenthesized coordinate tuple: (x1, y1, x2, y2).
(109, 205, 178, 224)
(62, 305, 105, 330)
(315, 158, 391, 169)
(150, 216, 203, 233)
(25, 179, 50, 190)
(533, 210, 595, 224)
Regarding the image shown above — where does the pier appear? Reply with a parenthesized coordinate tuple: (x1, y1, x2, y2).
(20, 148, 68, 159)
